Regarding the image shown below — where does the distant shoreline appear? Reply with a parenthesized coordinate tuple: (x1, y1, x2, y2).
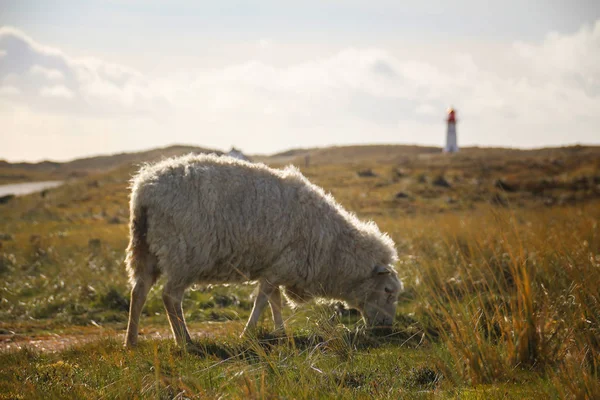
(0, 180, 64, 197)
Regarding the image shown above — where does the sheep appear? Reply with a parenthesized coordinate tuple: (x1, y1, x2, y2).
(124, 153, 402, 348)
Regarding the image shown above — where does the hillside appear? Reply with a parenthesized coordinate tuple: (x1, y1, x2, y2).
(0, 145, 220, 184)
(256, 144, 441, 166)
(3, 143, 600, 186)
(260, 144, 600, 167)
(0, 143, 599, 398)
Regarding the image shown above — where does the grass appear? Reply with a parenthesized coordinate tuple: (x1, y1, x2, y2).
(0, 325, 554, 399)
(0, 146, 599, 398)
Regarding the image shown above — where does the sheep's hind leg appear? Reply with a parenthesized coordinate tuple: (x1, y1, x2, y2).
(162, 281, 193, 348)
(242, 280, 275, 337)
(125, 277, 153, 347)
(269, 286, 285, 334)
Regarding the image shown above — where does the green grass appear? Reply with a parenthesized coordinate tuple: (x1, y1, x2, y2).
(1, 148, 599, 398)
(0, 325, 556, 399)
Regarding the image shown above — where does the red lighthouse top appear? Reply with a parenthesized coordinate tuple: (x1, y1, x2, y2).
(447, 107, 456, 123)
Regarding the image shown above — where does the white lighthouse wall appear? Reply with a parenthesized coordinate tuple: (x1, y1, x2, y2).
(445, 122, 459, 153)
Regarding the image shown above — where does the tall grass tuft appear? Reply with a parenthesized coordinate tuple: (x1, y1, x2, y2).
(407, 205, 600, 389)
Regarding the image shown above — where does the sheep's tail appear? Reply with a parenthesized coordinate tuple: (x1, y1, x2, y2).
(125, 204, 160, 287)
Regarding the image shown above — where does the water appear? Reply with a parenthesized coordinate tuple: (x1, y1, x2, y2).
(0, 181, 64, 197)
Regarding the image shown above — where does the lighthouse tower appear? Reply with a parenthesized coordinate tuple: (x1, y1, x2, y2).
(444, 107, 459, 153)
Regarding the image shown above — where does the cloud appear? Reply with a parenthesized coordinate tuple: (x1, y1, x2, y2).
(40, 85, 74, 99)
(0, 26, 169, 116)
(180, 28, 599, 134)
(30, 65, 64, 80)
(415, 104, 437, 116)
(514, 20, 600, 91)
(0, 85, 20, 95)
(258, 39, 272, 49)
(1, 20, 599, 161)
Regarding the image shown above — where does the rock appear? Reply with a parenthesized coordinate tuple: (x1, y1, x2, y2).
(107, 216, 124, 224)
(211, 293, 239, 308)
(432, 176, 451, 188)
(88, 238, 102, 252)
(0, 233, 14, 241)
(543, 196, 556, 206)
(29, 235, 42, 245)
(374, 181, 392, 188)
(394, 168, 409, 178)
(569, 176, 591, 191)
(0, 253, 16, 274)
(357, 169, 377, 178)
(99, 287, 129, 311)
(494, 179, 517, 192)
(558, 193, 576, 206)
(0, 194, 15, 204)
(539, 177, 558, 190)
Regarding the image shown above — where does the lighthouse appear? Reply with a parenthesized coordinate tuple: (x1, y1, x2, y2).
(444, 107, 459, 153)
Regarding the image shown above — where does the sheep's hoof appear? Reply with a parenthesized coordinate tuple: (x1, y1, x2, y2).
(271, 328, 287, 339)
(240, 328, 256, 339)
(369, 326, 394, 337)
(182, 342, 203, 355)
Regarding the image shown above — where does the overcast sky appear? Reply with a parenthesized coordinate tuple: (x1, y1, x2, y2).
(1, 0, 599, 162)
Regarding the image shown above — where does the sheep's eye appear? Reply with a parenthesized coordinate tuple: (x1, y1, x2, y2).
(384, 287, 393, 294)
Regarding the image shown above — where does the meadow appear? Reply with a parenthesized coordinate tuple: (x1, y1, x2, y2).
(0, 145, 599, 399)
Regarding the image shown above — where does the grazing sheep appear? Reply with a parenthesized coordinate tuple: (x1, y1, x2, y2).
(125, 154, 402, 348)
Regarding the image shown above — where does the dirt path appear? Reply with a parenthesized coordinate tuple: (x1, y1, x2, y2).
(0, 328, 163, 353)
(0, 322, 238, 353)
(1, 331, 120, 352)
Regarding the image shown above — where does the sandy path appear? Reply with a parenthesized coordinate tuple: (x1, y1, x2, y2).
(0, 322, 239, 353)
(0, 328, 162, 353)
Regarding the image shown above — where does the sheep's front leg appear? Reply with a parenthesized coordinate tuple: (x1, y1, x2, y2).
(242, 280, 275, 336)
(269, 286, 285, 333)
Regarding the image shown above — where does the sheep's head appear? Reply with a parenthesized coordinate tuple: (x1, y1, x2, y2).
(358, 265, 403, 329)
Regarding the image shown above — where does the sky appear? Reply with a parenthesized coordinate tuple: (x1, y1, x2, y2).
(0, 1, 599, 162)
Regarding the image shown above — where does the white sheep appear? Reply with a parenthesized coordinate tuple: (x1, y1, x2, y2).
(124, 154, 402, 348)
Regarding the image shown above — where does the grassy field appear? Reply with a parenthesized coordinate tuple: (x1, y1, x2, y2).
(0, 145, 599, 398)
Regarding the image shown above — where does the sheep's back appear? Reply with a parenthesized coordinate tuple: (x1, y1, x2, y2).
(133, 156, 307, 283)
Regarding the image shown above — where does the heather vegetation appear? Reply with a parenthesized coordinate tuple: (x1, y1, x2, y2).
(1, 145, 599, 398)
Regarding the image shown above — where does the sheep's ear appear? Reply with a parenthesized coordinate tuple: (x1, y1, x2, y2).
(373, 265, 390, 276)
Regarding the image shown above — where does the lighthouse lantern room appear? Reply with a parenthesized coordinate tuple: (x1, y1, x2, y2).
(444, 107, 459, 153)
